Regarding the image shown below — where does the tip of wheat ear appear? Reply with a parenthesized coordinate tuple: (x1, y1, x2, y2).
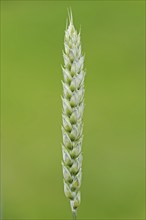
(67, 8, 73, 24)
(61, 10, 85, 217)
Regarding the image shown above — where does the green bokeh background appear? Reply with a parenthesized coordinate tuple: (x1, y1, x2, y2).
(1, 1, 145, 219)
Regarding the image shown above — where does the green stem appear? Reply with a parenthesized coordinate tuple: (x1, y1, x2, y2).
(72, 211, 77, 220)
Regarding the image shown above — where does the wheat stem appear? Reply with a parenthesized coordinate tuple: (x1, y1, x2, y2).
(72, 211, 77, 220)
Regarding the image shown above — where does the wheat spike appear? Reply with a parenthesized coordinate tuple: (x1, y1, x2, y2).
(61, 9, 85, 218)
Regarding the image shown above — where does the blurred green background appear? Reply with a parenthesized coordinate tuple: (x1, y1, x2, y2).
(1, 0, 145, 219)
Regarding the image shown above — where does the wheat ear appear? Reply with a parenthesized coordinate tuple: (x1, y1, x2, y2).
(61, 10, 85, 219)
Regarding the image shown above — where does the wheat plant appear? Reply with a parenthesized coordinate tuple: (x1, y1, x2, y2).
(61, 10, 85, 220)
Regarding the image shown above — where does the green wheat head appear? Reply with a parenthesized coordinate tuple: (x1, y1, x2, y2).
(61, 10, 85, 218)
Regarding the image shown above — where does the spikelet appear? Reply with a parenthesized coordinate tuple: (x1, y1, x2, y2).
(61, 9, 85, 218)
